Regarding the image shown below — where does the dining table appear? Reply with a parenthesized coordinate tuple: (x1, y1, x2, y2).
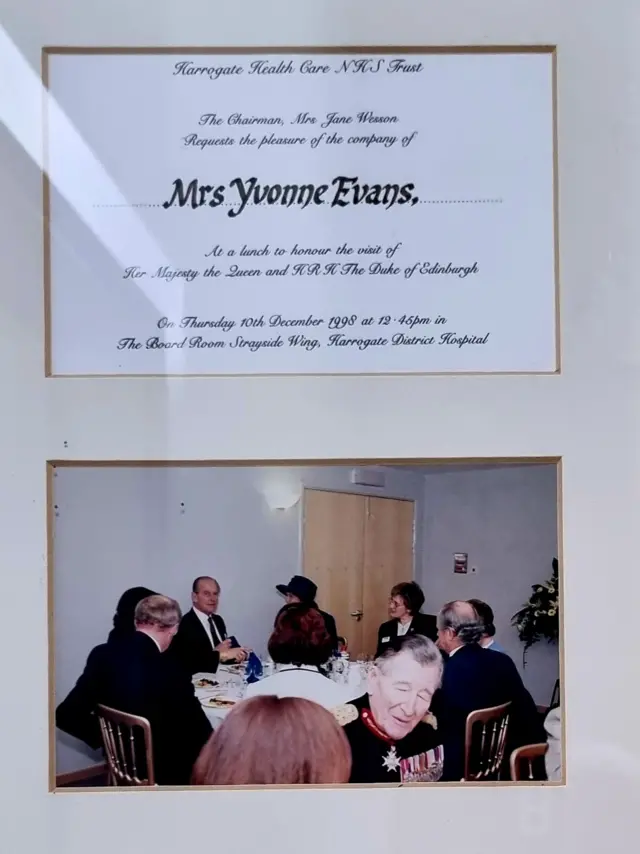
(193, 661, 369, 728)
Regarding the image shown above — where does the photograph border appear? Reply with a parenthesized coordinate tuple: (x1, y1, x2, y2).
(47, 455, 565, 792)
(41, 45, 560, 378)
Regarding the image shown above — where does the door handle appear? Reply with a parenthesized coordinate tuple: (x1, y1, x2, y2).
(350, 610, 363, 620)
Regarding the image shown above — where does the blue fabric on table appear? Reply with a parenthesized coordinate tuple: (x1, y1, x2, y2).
(245, 651, 263, 683)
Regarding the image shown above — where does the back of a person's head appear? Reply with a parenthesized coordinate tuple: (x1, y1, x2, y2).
(111, 586, 157, 636)
(134, 594, 182, 630)
(268, 603, 333, 667)
(438, 600, 484, 645)
(192, 695, 352, 786)
(468, 598, 496, 637)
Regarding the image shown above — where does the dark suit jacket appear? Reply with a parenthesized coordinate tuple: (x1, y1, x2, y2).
(55, 631, 212, 785)
(376, 613, 438, 657)
(319, 609, 338, 652)
(170, 609, 224, 676)
(432, 643, 543, 781)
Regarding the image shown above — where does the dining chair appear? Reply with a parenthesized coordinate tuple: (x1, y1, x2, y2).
(97, 704, 156, 786)
(463, 701, 511, 781)
(510, 742, 549, 781)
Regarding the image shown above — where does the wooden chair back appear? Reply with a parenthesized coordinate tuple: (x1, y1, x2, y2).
(510, 742, 549, 781)
(464, 701, 511, 781)
(97, 704, 155, 786)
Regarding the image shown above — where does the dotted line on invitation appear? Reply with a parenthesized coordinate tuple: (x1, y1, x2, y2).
(91, 198, 504, 208)
(419, 198, 503, 205)
(91, 203, 164, 208)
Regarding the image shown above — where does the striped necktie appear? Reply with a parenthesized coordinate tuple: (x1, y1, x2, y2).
(208, 615, 222, 646)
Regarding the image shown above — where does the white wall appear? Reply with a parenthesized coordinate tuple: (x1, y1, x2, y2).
(53, 461, 557, 773)
(419, 463, 559, 704)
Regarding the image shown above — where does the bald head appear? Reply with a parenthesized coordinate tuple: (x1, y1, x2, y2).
(453, 600, 477, 622)
(437, 600, 484, 653)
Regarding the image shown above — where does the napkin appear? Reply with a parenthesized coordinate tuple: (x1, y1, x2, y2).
(245, 651, 264, 684)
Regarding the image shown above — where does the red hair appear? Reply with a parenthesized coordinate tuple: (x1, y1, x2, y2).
(192, 696, 351, 786)
(268, 603, 333, 666)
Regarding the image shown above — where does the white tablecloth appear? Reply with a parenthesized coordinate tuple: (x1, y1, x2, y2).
(194, 663, 368, 728)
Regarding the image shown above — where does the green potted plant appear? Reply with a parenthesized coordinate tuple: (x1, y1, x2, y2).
(511, 558, 559, 666)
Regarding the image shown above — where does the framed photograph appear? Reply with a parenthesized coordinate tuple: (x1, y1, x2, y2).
(42, 46, 558, 377)
(49, 457, 563, 790)
(453, 552, 468, 574)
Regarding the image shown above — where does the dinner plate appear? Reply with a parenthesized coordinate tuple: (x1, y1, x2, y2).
(194, 677, 219, 689)
(200, 696, 236, 710)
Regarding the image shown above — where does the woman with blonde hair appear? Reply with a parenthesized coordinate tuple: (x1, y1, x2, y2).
(192, 695, 352, 785)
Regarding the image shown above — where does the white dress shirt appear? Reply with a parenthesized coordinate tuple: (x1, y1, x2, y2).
(243, 664, 349, 709)
(397, 618, 413, 637)
(192, 607, 222, 648)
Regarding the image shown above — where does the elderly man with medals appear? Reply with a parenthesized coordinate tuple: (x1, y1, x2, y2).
(334, 634, 444, 784)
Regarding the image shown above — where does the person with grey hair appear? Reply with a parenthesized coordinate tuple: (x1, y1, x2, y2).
(437, 599, 485, 653)
(335, 634, 445, 783)
(433, 600, 543, 781)
(56, 594, 212, 785)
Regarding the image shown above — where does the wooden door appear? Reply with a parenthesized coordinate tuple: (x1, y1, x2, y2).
(361, 495, 415, 655)
(302, 489, 366, 653)
(302, 489, 416, 659)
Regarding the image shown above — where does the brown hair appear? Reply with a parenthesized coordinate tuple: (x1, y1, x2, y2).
(390, 581, 425, 616)
(468, 598, 496, 637)
(192, 696, 352, 785)
(268, 603, 333, 667)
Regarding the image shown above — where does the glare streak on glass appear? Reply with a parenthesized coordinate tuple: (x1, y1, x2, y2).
(0, 33, 185, 374)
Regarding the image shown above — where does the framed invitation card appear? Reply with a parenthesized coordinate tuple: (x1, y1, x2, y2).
(43, 47, 558, 376)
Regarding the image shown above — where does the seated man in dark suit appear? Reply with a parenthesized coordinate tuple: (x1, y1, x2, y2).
(171, 576, 247, 676)
(55, 594, 212, 785)
(276, 575, 338, 653)
(376, 581, 438, 657)
(433, 600, 543, 782)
